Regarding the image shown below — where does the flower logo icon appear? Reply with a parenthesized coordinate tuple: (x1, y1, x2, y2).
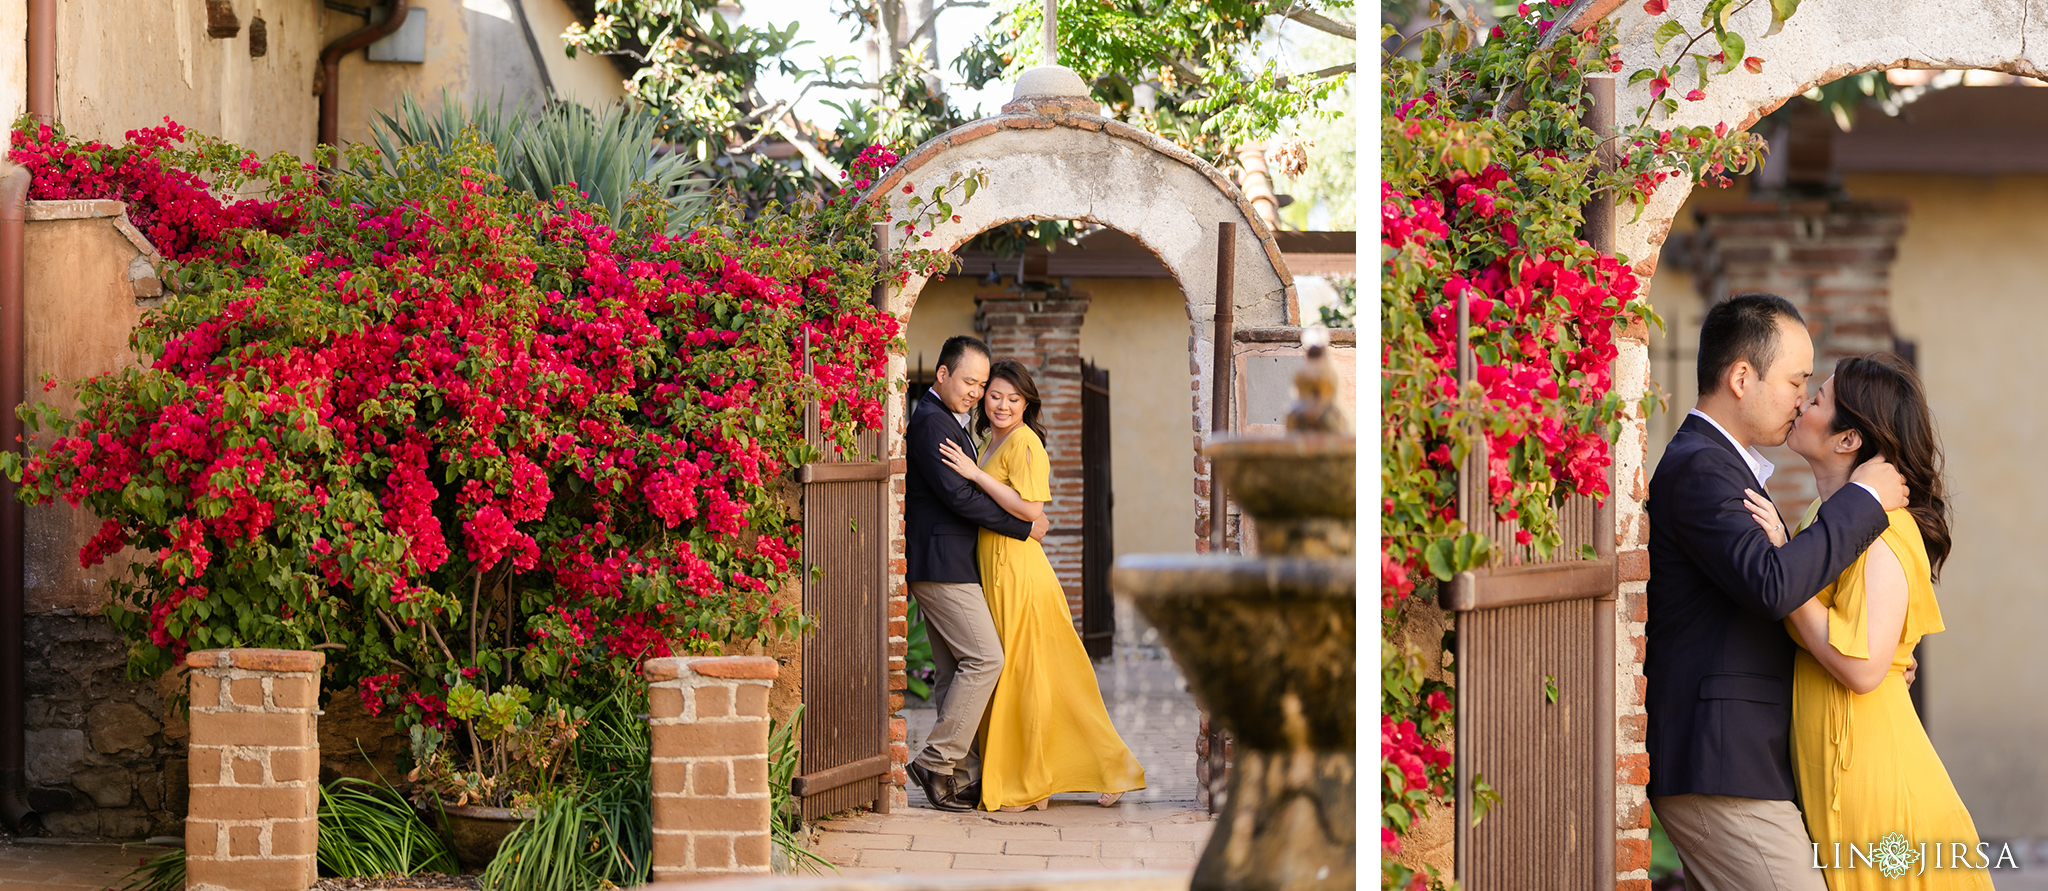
(1873, 831, 1922, 879)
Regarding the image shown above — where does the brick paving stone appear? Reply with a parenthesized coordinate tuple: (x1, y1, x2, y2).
(1060, 825, 1157, 842)
(965, 824, 1063, 840)
(834, 832, 915, 850)
(950, 853, 1051, 870)
(1151, 822, 1217, 843)
(857, 848, 959, 871)
(908, 836, 1008, 854)
(1099, 841, 1198, 860)
(1003, 839, 1100, 857)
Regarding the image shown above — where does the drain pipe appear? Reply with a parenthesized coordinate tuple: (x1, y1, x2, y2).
(316, 0, 410, 150)
(2, 0, 55, 836)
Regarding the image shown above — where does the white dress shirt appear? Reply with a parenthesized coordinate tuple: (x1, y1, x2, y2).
(1688, 407, 1882, 506)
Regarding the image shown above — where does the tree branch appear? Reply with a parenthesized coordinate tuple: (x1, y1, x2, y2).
(1275, 62, 1357, 91)
(1279, 6, 1355, 41)
(908, 0, 991, 49)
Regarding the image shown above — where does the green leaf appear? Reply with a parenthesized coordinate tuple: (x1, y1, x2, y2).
(1424, 537, 1456, 582)
(1652, 20, 1687, 55)
(1627, 68, 1658, 87)
(1768, 0, 1801, 36)
(1544, 674, 1559, 704)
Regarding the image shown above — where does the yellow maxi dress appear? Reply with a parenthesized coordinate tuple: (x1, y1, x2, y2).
(1788, 506, 1992, 890)
(973, 425, 1146, 810)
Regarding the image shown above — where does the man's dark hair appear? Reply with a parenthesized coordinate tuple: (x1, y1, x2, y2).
(936, 334, 991, 374)
(1697, 293, 1803, 395)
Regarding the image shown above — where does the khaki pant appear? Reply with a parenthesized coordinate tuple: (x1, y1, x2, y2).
(1653, 794, 1825, 891)
(909, 581, 1003, 783)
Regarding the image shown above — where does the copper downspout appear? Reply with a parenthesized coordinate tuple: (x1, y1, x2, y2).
(2, 0, 56, 835)
(316, 0, 410, 151)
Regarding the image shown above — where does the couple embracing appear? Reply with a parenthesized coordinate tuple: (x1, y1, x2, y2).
(1648, 293, 1990, 889)
(902, 334, 1146, 812)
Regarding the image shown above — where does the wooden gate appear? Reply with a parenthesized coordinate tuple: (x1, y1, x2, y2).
(1443, 77, 1616, 889)
(790, 259, 892, 819)
(1079, 361, 1114, 659)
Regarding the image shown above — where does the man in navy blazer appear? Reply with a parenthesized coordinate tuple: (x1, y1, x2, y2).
(902, 335, 1045, 811)
(1646, 294, 1908, 890)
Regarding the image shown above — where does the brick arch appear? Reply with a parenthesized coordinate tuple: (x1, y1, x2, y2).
(1595, 0, 2048, 273)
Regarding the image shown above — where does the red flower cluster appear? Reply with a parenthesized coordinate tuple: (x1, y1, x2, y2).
(5, 121, 907, 716)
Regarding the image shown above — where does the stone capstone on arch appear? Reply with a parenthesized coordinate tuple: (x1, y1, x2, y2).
(865, 77, 1297, 326)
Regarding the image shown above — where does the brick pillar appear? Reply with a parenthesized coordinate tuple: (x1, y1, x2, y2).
(646, 655, 778, 881)
(1693, 198, 1909, 519)
(976, 288, 1090, 625)
(184, 649, 324, 891)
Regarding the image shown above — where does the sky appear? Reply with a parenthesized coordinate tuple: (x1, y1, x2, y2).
(734, 0, 1015, 129)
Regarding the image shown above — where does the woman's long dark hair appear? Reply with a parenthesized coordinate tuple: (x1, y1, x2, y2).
(973, 359, 1047, 442)
(1830, 352, 1952, 580)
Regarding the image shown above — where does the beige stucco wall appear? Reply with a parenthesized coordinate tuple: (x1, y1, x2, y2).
(20, 210, 155, 615)
(52, 0, 322, 160)
(1847, 172, 2048, 840)
(2, 0, 622, 163)
(905, 276, 1200, 559)
(1642, 174, 2048, 839)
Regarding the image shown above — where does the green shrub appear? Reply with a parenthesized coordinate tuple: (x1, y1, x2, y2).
(318, 776, 459, 877)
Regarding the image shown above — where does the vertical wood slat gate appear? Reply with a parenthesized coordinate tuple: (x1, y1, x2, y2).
(1442, 77, 1617, 890)
(1080, 361, 1114, 659)
(790, 229, 893, 818)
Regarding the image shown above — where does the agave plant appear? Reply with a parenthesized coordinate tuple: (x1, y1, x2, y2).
(362, 90, 711, 233)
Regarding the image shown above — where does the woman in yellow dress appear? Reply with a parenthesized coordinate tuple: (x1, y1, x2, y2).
(937, 359, 1145, 811)
(1743, 353, 1992, 889)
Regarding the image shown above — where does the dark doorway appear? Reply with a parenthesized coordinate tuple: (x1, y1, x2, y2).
(1080, 360, 1114, 660)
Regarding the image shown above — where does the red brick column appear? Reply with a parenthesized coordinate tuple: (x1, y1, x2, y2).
(646, 655, 778, 881)
(976, 289, 1090, 625)
(184, 648, 324, 891)
(1693, 198, 1909, 519)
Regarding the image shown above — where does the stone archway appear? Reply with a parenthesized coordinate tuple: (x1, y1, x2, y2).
(1582, 2, 2048, 886)
(860, 66, 1298, 809)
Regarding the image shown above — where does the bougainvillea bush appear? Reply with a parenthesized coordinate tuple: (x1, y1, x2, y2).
(3, 118, 934, 802)
(1381, 1, 1799, 887)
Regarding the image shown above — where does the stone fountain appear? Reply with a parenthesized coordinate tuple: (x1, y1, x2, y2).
(1111, 337, 1355, 891)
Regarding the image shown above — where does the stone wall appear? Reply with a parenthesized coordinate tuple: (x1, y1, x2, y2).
(22, 615, 185, 838)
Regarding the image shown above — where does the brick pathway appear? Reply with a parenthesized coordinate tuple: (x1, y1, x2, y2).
(825, 630, 1213, 876)
(808, 803, 1212, 876)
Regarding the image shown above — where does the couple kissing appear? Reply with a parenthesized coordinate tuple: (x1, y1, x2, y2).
(1647, 293, 1990, 890)
(902, 334, 1146, 813)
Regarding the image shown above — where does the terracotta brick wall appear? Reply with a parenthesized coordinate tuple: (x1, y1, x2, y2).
(183, 648, 324, 891)
(645, 655, 778, 881)
(1614, 321, 1655, 891)
(976, 289, 1092, 624)
(1693, 198, 1908, 521)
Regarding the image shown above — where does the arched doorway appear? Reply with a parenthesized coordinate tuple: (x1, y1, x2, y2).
(792, 66, 1298, 813)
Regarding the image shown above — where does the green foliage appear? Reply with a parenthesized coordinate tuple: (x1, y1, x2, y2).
(957, 1, 1354, 163)
(318, 777, 460, 877)
(572, 685, 655, 884)
(904, 598, 935, 700)
(117, 845, 184, 891)
(362, 90, 712, 233)
(768, 704, 835, 874)
(480, 790, 619, 891)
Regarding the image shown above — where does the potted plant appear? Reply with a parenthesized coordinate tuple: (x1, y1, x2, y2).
(404, 681, 584, 870)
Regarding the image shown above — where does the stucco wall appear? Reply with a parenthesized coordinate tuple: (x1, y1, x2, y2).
(905, 276, 1199, 559)
(1849, 172, 2048, 840)
(1640, 173, 2048, 840)
(52, 0, 322, 160)
(6, 0, 622, 162)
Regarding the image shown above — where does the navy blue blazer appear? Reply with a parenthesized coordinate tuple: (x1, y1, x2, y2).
(904, 391, 1032, 584)
(1644, 413, 1889, 800)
